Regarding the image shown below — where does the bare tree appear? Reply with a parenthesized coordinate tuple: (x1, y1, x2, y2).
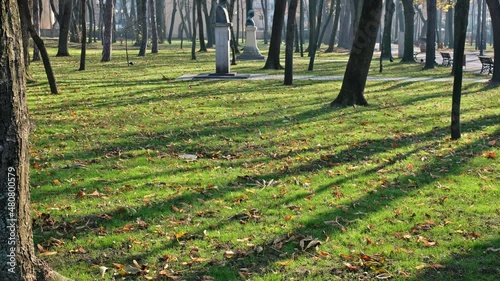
(263, 0, 287, 69)
(150, 0, 159, 53)
(424, 0, 437, 69)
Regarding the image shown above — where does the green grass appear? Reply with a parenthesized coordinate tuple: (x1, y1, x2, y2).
(27, 42, 499, 280)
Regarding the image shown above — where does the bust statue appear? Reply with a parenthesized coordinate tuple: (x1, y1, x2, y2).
(215, 0, 230, 24)
(246, 9, 255, 27)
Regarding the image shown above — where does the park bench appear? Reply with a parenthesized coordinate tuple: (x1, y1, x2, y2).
(478, 56, 494, 74)
(440, 52, 453, 67)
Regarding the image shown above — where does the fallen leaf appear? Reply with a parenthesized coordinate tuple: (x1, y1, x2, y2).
(53, 179, 61, 185)
(429, 264, 446, 269)
(99, 266, 108, 278)
(224, 250, 235, 259)
(284, 215, 293, 221)
(484, 152, 496, 159)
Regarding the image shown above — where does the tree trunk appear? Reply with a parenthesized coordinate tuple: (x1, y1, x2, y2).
(445, 6, 454, 48)
(263, 0, 269, 44)
(325, 0, 341, 52)
(32, 0, 41, 61)
(284, 0, 299, 85)
(138, 0, 148, 56)
(485, 0, 500, 82)
(101, 0, 113, 61)
(262, 0, 286, 69)
(150, 0, 159, 53)
(191, 0, 196, 60)
(167, 0, 177, 43)
(202, 0, 213, 48)
(331, 0, 383, 107)
(196, 0, 207, 52)
(18, 0, 58, 94)
(56, 0, 73, 56)
(451, 0, 470, 140)
(1, 1, 70, 280)
(381, 0, 395, 60)
(401, 0, 414, 62)
(424, 0, 437, 69)
(79, 0, 87, 70)
(156, 0, 166, 42)
(299, 0, 304, 56)
(87, 0, 94, 43)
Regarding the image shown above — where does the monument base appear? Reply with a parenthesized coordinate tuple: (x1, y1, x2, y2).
(238, 26, 265, 60)
(192, 73, 251, 80)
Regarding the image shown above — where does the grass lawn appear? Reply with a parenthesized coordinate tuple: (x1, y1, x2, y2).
(27, 42, 499, 280)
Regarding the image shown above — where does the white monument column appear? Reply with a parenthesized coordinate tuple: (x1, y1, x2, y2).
(215, 23, 231, 74)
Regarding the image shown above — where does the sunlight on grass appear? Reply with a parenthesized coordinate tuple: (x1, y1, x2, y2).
(27, 42, 499, 281)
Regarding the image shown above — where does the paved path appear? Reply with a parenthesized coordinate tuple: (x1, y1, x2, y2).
(179, 46, 494, 83)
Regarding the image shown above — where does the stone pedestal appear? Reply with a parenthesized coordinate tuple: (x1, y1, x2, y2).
(215, 23, 231, 74)
(398, 31, 404, 58)
(238, 26, 264, 60)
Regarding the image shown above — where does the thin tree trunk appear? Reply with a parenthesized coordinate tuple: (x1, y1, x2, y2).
(424, 0, 437, 69)
(451, 0, 470, 140)
(485, 0, 500, 82)
(138, 0, 148, 56)
(79, 0, 87, 70)
(325, 0, 341, 52)
(167, 0, 177, 43)
(150, 0, 159, 53)
(32, 0, 41, 61)
(191, 0, 196, 60)
(284, 0, 299, 85)
(101, 0, 113, 61)
(197, 0, 207, 51)
(19, 0, 58, 94)
(381, 0, 395, 60)
(80, 0, 87, 70)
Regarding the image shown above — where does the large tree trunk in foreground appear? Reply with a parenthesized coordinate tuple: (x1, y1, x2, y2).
(485, 0, 500, 82)
(451, 0, 470, 140)
(331, 0, 383, 107)
(263, 0, 287, 69)
(0, 1, 69, 280)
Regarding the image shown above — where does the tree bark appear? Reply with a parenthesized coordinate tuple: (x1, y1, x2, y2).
(150, 0, 159, 53)
(138, 0, 148, 56)
(1, 1, 70, 280)
(32, 0, 41, 61)
(284, 0, 299, 85)
(101, 0, 113, 62)
(56, 0, 73, 56)
(196, 0, 207, 52)
(331, 0, 383, 107)
(451, 0, 470, 140)
(262, 0, 286, 69)
(191, 0, 197, 60)
(485, 0, 500, 82)
(424, 0, 437, 69)
(79, 0, 87, 70)
(325, 0, 341, 52)
(167, 0, 177, 43)
(381, 0, 395, 60)
(401, 0, 415, 62)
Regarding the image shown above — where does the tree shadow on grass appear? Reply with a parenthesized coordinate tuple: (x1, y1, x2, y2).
(412, 237, 500, 281)
(34, 116, 499, 280)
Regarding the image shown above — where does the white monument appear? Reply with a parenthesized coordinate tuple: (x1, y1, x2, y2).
(237, 8, 264, 60)
(214, 0, 232, 74)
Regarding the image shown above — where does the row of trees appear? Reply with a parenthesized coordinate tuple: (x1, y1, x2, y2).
(1, 1, 499, 280)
